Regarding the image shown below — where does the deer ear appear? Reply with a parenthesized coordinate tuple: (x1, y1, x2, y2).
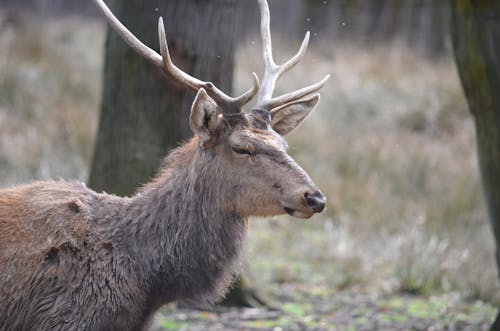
(190, 88, 222, 146)
(270, 94, 320, 136)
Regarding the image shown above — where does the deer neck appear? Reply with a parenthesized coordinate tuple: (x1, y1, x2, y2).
(118, 139, 247, 305)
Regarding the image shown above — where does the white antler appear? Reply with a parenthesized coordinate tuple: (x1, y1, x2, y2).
(93, 0, 259, 111)
(254, 0, 330, 111)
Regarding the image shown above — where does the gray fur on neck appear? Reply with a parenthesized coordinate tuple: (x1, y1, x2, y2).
(123, 140, 247, 307)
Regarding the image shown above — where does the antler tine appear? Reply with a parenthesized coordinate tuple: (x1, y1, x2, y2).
(157, 20, 207, 93)
(158, 18, 224, 101)
(254, 0, 329, 111)
(233, 73, 260, 107)
(268, 74, 330, 110)
(94, 0, 258, 111)
(159, 17, 260, 108)
(279, 32, 310, 77)
(255, 0, 276, 107)
(258, 0, 275, 70)
(158, 17, 202, 91)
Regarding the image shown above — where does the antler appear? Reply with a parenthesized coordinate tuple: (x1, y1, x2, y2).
(93, 0, 259, 112)
(254, 0, 330, 111)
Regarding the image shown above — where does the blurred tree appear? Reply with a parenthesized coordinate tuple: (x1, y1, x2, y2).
(450, 1, 500, 330)
(88, 0, 257, 307)
(0, 0, 452, 58)
(323, 0, 450, 58)
(0, 0, 96, 16)
(89, 0, 237, 195)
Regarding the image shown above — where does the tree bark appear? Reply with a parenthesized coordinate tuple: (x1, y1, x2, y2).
(89, 0, 239, 196)
(450, 1, 500, 329)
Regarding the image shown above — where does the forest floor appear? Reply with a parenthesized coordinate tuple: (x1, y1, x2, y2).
(153, 287, 496, 331)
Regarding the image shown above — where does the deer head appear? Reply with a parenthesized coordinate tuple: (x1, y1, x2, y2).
(94, 0, 329, 218)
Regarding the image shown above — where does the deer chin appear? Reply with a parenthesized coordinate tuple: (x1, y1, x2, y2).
(283, 206, 314, 219)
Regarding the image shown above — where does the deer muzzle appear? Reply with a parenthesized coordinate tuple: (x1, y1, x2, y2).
(304, 191, 326, 213)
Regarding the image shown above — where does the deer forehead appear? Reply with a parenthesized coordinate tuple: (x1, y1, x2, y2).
(229, 126, 288, 152)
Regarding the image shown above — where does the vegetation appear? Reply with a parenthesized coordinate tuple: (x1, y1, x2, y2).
(236, 40, 498, 301)
(0, 9, 497, 330)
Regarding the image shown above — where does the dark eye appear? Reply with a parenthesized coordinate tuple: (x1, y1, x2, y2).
(232, 146, 252, 155)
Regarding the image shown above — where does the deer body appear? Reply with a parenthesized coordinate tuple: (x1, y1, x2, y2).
(0, 138, 246, 330)
(0, 0, 329, 329)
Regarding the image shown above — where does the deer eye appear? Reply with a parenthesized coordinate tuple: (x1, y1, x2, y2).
(231, 146, 252, 155)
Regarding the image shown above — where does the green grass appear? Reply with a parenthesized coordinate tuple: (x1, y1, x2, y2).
(157, 316, 187, 330)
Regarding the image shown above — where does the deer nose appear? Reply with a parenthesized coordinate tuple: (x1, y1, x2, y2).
(305, 192, 326, 213)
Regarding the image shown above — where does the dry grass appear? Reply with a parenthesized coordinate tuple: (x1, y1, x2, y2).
(0, 12, 102, 188)
(0, 12, 498, 307)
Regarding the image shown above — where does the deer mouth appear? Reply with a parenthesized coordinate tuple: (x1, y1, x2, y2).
(283, 206, 314, 219)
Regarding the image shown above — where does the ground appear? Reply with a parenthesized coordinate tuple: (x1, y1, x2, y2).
(153, 289, 496, 330)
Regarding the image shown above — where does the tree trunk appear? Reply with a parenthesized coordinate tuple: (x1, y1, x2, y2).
(89, 0, 239, 195)
(89, 0, 255, 306)
(450, 1, 500, 329)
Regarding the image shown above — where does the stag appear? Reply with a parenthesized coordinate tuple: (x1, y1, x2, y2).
(0, 0, 329, 330)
